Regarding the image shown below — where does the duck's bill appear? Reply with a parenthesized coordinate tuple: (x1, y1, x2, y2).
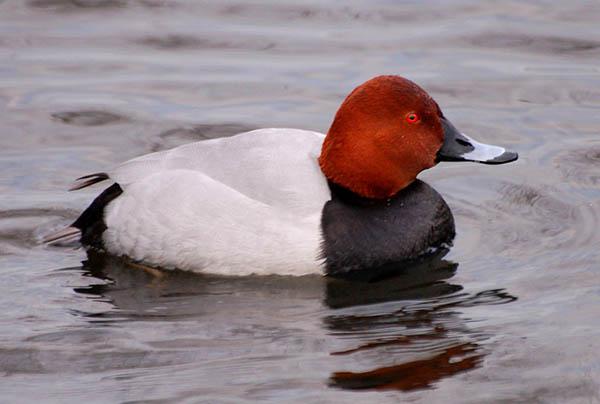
(437, 117, 518, 164)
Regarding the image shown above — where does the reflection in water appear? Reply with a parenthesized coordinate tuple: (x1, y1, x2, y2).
(74, 250, 325, 320)
(323, 257, 516, 392)
(73, 251, 516, 393)
(326, 288, 516, 392)
(330, 342, 482, 391)
(324, 251, 461, 309)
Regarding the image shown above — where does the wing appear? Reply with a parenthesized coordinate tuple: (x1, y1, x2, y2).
(101, 169, 324, 275)
(72, 128, 331, 216)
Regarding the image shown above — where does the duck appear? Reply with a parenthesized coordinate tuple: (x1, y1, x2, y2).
(45, 75, 517, 277)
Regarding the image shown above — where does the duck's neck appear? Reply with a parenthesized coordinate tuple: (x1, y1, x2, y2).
(318, 130, 414, 200)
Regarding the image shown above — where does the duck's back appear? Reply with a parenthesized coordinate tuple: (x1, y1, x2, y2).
(110, 128, 330, 216)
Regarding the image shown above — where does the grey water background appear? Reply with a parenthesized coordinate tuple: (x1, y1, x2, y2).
(1, 0, 600, 402)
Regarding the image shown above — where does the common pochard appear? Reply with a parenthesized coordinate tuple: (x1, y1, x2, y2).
(45, 75, 517, 277)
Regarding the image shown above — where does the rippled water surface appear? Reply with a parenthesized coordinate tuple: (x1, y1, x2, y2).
(2, 1, 600, 402)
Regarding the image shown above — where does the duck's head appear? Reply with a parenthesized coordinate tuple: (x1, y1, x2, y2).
(319, 75, 517, 199)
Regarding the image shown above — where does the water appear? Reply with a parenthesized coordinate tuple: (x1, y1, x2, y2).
(1, 0, 600, 402)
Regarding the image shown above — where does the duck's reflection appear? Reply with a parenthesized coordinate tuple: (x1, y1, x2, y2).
(326, 289, 516, 392)
(72, 250, 516, 393)
(324, 249, 460, 309)
(324, 256, 516, 392)
(331, 342, 483, 391)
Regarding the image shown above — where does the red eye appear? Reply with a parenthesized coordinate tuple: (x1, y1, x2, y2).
(406, 113, 419, 123)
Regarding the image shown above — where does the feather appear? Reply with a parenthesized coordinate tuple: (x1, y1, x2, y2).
(69, 172, 109, 191)
(43, 226, 81, 245)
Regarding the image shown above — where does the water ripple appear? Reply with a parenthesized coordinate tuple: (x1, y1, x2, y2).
(555, 145, 600, 188)
(51, 110, 129, 126)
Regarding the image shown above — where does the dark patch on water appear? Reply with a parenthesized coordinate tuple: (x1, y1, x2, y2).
(51, 110, 128, 126)
(151, 123, 256, 150)
(161, 123, 254, 139)
(28, 0, 126, 10)
(570, 89, 600, 106)
(469, 33, 600, 55)
(137, 34, 274, 51)
(555, 146, 600, 187)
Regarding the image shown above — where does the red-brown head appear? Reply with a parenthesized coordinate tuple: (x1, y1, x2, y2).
(319, 75, 517, 199)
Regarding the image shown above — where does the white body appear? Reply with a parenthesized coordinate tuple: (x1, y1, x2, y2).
(102, 129, 331, 275)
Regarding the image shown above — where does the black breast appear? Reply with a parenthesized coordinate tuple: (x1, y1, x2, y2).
(320, 180, 455, 278)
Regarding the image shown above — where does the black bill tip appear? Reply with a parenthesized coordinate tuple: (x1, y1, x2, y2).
(479, 150, 519, 165)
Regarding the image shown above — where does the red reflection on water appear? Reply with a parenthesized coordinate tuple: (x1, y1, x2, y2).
(330, 342, 483, 391)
